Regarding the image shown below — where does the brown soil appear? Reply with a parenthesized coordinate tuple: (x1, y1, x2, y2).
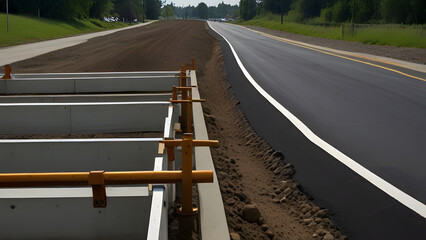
(6, 20, 346, 239)
(10, 20, 213, 73)
(245, 25, 426, 65)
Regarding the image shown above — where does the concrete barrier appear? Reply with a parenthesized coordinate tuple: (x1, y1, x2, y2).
(0, 156, 168, 240)
(0, 76, 179, 94)
(191, 71, 230, 240)
(0, 191, 153, 239)
(13, 71, 179, 79)
(0, 102, 174, 134)
(0, 93, 172, 103)
(0, 138, 161, 172)
(0, 139, 165, 239)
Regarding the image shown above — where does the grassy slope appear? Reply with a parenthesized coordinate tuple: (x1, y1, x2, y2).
(0, 14, 130, 47)
(237, 15, 426, 48)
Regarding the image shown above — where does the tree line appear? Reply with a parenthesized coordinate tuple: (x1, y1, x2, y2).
(0, 0, 163, 21)
(240, 0, 426, 24)
(172, 2, 239, 20)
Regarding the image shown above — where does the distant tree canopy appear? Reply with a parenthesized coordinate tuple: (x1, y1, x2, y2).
(161, 3, 174, 20)
(195, 2, 209, 19)
(240, 0, 426, 24)
(0, 0, 164, 21)
(173, 1, 239, 19)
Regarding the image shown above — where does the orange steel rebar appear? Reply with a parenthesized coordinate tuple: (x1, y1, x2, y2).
(0, 170, 213, 188)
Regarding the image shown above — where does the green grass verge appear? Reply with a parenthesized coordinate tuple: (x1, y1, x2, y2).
(0, 14, 131, 47)
(236, 15, 426, 48)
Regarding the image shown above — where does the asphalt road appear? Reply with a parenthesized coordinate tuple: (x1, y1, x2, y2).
(208, 21, 426, 240)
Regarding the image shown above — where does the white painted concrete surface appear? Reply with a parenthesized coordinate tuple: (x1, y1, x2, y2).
(0, 76, 179, 94)
(13, 71, 178, 78)
(147, 157, 169, 240)
(0, 139, 161, 173)
(0, 93, 172, 103)
(0, 102, 170, 134)
(0, 193, 153, 239)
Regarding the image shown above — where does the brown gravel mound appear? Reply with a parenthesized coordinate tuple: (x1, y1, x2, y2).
(6, 20, 346, 239)
(244, 25, 426, 65)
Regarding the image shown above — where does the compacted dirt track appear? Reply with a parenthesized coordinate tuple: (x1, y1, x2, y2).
(7, 20, 346, 240)
(11, 20, 213, 72)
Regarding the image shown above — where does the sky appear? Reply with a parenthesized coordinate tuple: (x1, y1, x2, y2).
(165, 0, 240, 7)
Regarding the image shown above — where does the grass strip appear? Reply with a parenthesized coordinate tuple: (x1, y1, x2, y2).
(236, 15, 426, 48)
(0, 14, 131, 47)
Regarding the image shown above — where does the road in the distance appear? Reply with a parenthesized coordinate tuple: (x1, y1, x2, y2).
(208, 21, 426, 239)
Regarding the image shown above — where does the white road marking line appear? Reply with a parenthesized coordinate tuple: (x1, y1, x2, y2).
(208, 21, 426, 218)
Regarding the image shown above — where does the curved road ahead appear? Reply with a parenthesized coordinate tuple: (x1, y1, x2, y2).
(208, 21, 426, 239)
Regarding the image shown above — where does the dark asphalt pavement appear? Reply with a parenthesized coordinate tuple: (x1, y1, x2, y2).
(208, 21, 426, 240)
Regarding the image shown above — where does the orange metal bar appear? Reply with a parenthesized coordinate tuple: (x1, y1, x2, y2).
(0, 170, 213, 187)
(174, 86, 196, 89)
(160, 139, 219, 147)
(170, 99, 205, 103)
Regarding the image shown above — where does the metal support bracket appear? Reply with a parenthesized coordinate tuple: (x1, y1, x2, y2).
(89, 171, 107, 208)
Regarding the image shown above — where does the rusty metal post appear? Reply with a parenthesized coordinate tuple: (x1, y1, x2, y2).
(180, 133, 195, 215)
(1, 65, 12, 79)
(172, 87, 178, 101)
(186, 88, 193, 134)
(178, 66, 186, 132)
(192, 58, 195, 70)
(179, 65, 187, 87)
(180, 66, 189, 133)
(171, 87, 198, 134)
(160, 136, 218, 215)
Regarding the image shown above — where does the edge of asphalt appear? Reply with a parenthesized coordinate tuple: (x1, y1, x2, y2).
(0, 21, 156, 67)
(235, 24, 426, 75)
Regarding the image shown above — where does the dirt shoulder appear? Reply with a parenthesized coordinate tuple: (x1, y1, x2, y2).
(243, 25, 426, 65)
(6, 20, 346, 239)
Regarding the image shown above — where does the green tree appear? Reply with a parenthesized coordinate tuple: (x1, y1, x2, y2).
(90, 0, 114, 19)
(408, 0, 426, 24)
(240, 0, 256, 20)
(161, 3, 174, 19)
(195, 2, 208, 19)
(380, 0, 407, 23)
(145, 0, 162, 19)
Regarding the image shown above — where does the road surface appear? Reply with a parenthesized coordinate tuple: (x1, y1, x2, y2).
(208, 21, 426, 240)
